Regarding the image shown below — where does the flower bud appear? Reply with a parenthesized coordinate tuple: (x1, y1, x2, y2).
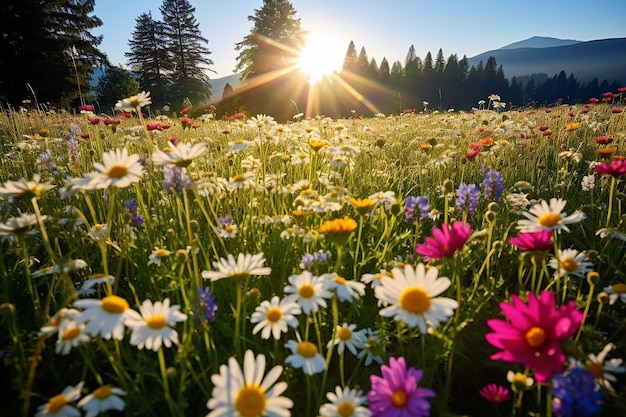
(586, 271, 600, 286)
(597, 291, 609, 304)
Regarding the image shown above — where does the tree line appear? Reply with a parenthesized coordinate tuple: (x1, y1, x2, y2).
(0, 0, 621, 118)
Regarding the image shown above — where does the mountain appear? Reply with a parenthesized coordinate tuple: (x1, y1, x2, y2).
(468, 37, 626, 84)
(499, 36, 581, 50)
(209, 73, 241, 100)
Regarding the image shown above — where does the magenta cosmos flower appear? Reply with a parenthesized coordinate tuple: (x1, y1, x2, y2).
(485, 291, 583, 383)
(368, 356, 435, 417)
(593, 159, 626, 177)
(508, 230, 553, 253)
(416, 221, 471, 261)
(479, 383, 511, 404)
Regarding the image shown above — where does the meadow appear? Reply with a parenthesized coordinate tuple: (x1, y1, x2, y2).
(1, 92, 625, 417)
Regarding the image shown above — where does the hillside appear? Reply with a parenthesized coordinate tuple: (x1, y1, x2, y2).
(468, 38, 626, 83)
(499, 36, 581, 49)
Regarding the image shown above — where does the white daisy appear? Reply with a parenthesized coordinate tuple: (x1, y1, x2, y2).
(374, 263, 458, 333)
(367, 191, 396, 210)
(78, 385, 126, 417)
(35, 382, 83, 417)
(227, 172, 255, 191)
(357, 328, 384, 366)
(548, 249, 594, 280)
(361, 269, 393, 289)
(148, 247, 172, 266)
(87, 223, 107, 241)
(326, 323, 366, 356)
(125, 298, 187, 351)
(152, 141, 207, 168)
(516, 198, 586, 233)
(324, 273, 366, 303)
(582, 343, 626, 392)
(604, 282, 626, 304)
(73, 295, 141, 340)
(0, 213, 43, 236)
(38, 308, 81, 338)
(89, 148, 144, 189)
(250, 296, 301, 340)
(201, 253, 271, 283)
(595, 227, 626, 241)
(77, 274, 115, 297)
(114, 91, 151, 112)
(206, 349, 292, 417)
(0, 173, 55, 201)
(319, 386, 371, 417)
(55, 319, 90, 355)
(284, 339, 326, 375)
(507, 371, 534, 392)
(283, 270, 332, 315)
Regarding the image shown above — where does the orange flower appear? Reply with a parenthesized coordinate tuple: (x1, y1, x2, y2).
(565, 122, 580, 131)
(350, 197, 376, 216)
(598, 146, 618, 156)
(308, 138, 327, 152)
(319, 216, 357, 245)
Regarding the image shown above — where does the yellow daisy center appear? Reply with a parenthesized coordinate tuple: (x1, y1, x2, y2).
(233, 174, 245, 182)
(93, 385, 112, 400)
(337, 401, 356, 417)
(61, 327, 81, 341)
(525, 326, 547, 348)
(585, 361, 604, 379)
(611, 283, 626, 294)
(399, 287, 431, 314)
(107, 164, 129, 179)
(155, 249, 169, 257)
(390, 389, 408, 407)
(265, 307, 283, 323)
(334, 276, 347, 285)
(337, 326, 352, 341)
(147, 314, 167, 329)
(47, 394, 68, 413)
(296, 341, 318, 358)
(101, 295, 129, 314)
(538, 213, 561, 227)
(94, 224, 105, 232)
(235, 385, 267, 417)
(561, 259, 579, 272)
(298, 284, 315, 299)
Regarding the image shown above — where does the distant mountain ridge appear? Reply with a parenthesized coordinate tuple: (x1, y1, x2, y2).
(498, 36, 581, 50)
(468, 37, 626, 83)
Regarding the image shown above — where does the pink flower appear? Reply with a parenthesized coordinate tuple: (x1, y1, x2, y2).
(368, 357, 435, 417)
(593, 159, 626, 177)
(479, 384, 511, 404)
(485, 291, 583, 383)
(508, 231, 553, 253)
(416, 221, 471, 261)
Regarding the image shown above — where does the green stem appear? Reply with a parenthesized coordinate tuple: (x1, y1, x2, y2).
(158, 347, 178, 416)
(606, 176, 617, 228)
(18, 234, 40, 321)
(576, 282, 595, 340)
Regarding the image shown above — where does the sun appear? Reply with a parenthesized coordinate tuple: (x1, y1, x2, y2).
(298, 32, 345, 84)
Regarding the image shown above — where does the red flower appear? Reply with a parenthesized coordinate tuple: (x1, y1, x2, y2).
(416, 221, 471, 261)
(78, 104, 93, 112)
(538, 125, 550, 132)
(479, 384, 511, 404)
(589, 97, 599, 104)
(103, 117, 121, 126)
(618, 87, 626, 93)
(593, 159, 626, 177)
(486, 291, 583, 383)
(611, 107, 623, 114)
(466, 149, 480, 159)
(508, 230, 553, 253)
(181, 107, 189, 114)
(594, 136, 613, 145)
(88, 116, 100, 125)
(543, 130, 552, 137)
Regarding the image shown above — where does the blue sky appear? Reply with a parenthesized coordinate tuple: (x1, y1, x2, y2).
(94, 0, 626, 78)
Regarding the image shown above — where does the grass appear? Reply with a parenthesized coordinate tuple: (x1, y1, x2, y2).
(1, 97, 626, 416)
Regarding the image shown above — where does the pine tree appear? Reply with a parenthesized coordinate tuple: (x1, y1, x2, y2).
(0, 0, 107, 108)
(235, 0, 306, 80)
(355, 47, 370, 77)
(342, 41, 358, 73)
(126, 12, 172, 107)
(160, 0, 213, 105)
(378, 58, 391, 83)
(96, 65, 140, 112)
(233, 0, 307, 119)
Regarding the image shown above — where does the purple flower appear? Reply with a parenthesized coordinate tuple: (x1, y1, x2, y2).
(482, 169, 504, 201)
(404, 196, 430, 222)
(551, 368, 603, 417)
(125, 199, 144, 226)
(404, 196, 418, 221)
(196, 286, 217, 323)
(455, 183, 480, 215)
(368, 356, 435, 417)
(67, 123, 81, 162)
(164, 165, 191, 193)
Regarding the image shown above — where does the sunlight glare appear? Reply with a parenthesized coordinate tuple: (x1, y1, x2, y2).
(298, 32, 344, 84)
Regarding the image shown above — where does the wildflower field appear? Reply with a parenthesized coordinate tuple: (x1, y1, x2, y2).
(1, 93, 626, 417)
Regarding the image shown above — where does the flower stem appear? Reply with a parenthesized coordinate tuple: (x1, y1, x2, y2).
(606, 176, 617, 228)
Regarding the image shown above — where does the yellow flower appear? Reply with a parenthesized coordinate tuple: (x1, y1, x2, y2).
(565, 122, 580, 131)
(350, 197, 376, 216)
(319, 216, 357, 245)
